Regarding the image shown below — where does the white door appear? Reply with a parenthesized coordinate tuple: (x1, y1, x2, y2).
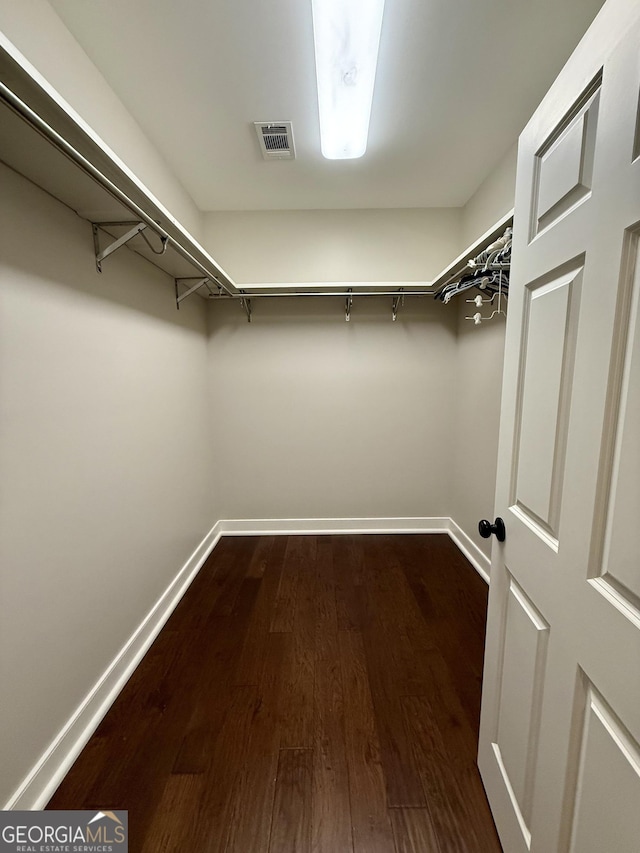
(478, 1, 640, 851)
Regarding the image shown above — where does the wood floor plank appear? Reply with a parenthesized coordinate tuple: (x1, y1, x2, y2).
(454, 766, 503, 851)
(335, 581, 364, 632)
(359, 539, 428, 807)
(417, 651, 481, 764)
(224, 631, 290, 853)
(333, 535, 365, 586)
(311, 543, 352, 852)
(171, 616, 245, 774)
(172, 568, 262, 774)
(234, 536, 286, 686)
(140, 774, 204, 853)
(360, 588, 426, 806)
(312, 647, 353, 853)
(209, 536, 257, 618)
(190, 684, 261, 853)
(389, 808, 441, 853)
(246, 534, 277, 578)
(315, 542, 339, 640)
(402, 694, 501, 853)
(364, 535, 438, 647)
(338, 630, 396, 853)
(279, 537, 317, 749)
(402, 695, 473, 853)
(269, 748, 313, 853)
(270, 536, 304, 632)
(333, 535, 364, 632)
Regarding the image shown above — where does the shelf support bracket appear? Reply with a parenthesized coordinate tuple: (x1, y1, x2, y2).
(345, 288, 353, 322)
(392, 288, 404, 322)
(240, 296, 252, 323)
(175, 277, 214, 309)
(92, 221, 147, 273)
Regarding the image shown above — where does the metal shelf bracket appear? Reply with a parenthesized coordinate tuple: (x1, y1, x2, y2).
(92, 221, 148, 273)
(345, 288, 353, 322)
(240, 296, 252, 323)
(392, 289, 404, 322)
(175, 276, 217, 309)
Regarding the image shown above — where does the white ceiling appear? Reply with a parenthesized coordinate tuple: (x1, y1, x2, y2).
(48, 0, 605, 212)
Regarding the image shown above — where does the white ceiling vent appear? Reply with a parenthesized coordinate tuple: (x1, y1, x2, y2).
(254, 121, 295, 160)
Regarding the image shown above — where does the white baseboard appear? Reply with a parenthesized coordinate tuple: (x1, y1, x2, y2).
(219, 516, 451, 536)
(5, 521, 224, 811)
(447, 518, 492, 584)
(6, 514, 489, 810)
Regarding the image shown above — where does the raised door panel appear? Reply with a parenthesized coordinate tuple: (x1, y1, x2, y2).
(566, 682, 640, 853)
(492, 576, 549, 847)
(512, 262, 582, 544)
(531, 78, 600, 240)
(590, 228, 640, 619)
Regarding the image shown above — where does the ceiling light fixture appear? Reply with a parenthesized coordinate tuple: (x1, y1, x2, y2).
(311, 0, 386, 160)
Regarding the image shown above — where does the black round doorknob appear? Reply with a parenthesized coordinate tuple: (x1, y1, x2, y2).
(478, 517, 506, 542)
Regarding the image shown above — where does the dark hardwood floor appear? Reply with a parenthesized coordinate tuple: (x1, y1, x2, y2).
(47, 534, 502, 852)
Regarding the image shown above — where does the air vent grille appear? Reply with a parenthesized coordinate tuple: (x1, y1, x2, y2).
(254, 121, 295, 160)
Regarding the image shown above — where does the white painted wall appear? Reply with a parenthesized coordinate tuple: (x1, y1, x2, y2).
(207, 297, 457, 520)
(461, 142, 518, 249)
(204, 208, 462, 522)
(452, 302, 506, 559)
(204, 208, 462, 284)
(0, 1, 203, 240)
(0, 163, 214, 807)
(449, 143, 516, 559)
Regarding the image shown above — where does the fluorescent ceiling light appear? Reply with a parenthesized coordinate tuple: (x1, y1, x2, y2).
(311, 0, 386, 160)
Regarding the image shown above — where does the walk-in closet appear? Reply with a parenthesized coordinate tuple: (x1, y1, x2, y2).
(1, 2, 639, 851)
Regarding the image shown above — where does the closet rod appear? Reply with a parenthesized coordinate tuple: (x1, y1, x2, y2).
(206, 289, 434, 298)
(0, 79, 237, 298)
